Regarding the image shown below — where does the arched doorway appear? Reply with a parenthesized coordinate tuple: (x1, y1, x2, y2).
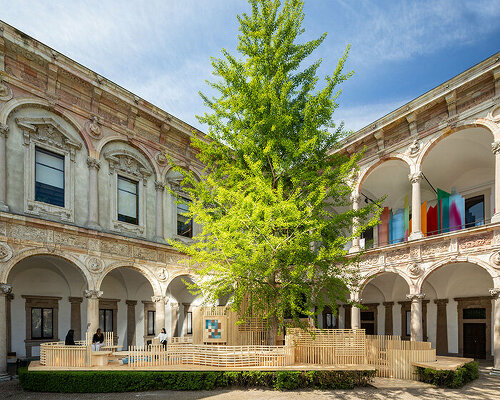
(7, 254, 88, 357)
(359, 272, 410, 336)
(421, 261, 494, 359)
(166, 275, 200, 338)
(99, 267, 155, 348)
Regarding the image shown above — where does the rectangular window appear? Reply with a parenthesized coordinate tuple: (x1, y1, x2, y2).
(186, 311, 192, 334)
(361, 227, 374, 249)
(147, 310, 156, 336)
(35, 147, 64, 207)
(31, 307, 53, 339)
(465, 195, 485, 228)
(406, 310, 411, 337)
(117, 176, 139, 225)
(99, 309, 113, 333)
(325, 313, 336, 329)
(360, 311, 374, 321)
(463, 308, 486, 319)
(177, 198, 192, 238)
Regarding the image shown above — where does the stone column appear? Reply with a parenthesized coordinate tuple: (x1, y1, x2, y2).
(491, 288, 500, 375)
(170, 302, 179, 337)
(407, 293, 425, 341)
(349, 194, 361, 253)
(408, 172, 423, 239)
(125, 300, 137, 347)
(69, 297, 83, 341)
(434, 299, 448, 355)
(154, 181, 165, 242)
(86, 157, 101, 230)
(84, 290, 102, 336)
(383, 301, 394, 335)
(492, 142, 500, 223)
(153, 296, 167, 335)
(0, 284, 12, 374)
(0, 124, 9, 211)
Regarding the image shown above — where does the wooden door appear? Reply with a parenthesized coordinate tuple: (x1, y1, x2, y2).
(463, 323, 486, 359)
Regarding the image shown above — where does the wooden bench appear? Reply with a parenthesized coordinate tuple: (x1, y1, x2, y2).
(91, 351, 112, 367)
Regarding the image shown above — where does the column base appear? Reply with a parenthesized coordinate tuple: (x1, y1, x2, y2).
(490, 368, 500, 376)
(408, 231, 424, 240)
(492, 213, 500, 223)
(86, 222, 101, 231)
(348, 246, 361, 254)
(154, 236, 166, 243)
(0, 203, 9, 212)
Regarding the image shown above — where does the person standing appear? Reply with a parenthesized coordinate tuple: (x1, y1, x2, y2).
(155, 328, 168, 349)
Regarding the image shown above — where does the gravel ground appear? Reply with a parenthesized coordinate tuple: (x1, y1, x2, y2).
(0, 364, 498, 399)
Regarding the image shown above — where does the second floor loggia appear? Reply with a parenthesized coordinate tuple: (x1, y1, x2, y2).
(348, 125, 498, 252)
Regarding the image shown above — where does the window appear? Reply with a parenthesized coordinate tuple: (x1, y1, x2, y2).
(147, 310, 156, 336)
(186, 311, 193, 334)
(31, 308, 53, 339)
(406, 310, 411, 337)
(35, 147, 64, 207)
(465, 195, 485, 228)
(117, 176, 139, 225)
(325, 313, 336, 329)
(463, 308, 486, 319)
(99, 309, 113, 333)
(361, 227, 374, 249)
(177, 198, 192, 237)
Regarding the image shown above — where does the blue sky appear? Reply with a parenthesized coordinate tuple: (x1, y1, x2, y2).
(1, 0, 499, 133)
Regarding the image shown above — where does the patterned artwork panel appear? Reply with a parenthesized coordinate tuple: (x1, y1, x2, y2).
(205, 319, 222, 339)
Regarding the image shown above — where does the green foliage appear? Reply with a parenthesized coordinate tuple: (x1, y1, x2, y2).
(18, 368, 375, 392)
(416, 361, 479, 388)
(169, 0, 380, 331)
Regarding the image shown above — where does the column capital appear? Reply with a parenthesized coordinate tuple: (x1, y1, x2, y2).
(408, 171, 423, 184)
(86, 157, 101, 170)
(68, 296, 83, 304)
(350, 193, 361, 204)
(170, 301, 179, 310)
(406, 293, 425, 302)
(492, 141, 500, 155)
(125, 300, 137, 306)
(155, 181, 165, 192)
(0, 123, 8, 137)
(489, 288, 500, 299)
(84, 289, 102, 299)
(0, 283, 12, 295)
(383, 301, 394, 307)
(434, 298, 449, 306)
(152, 295, 168, 303)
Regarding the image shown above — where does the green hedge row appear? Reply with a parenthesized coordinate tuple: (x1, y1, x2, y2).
(416, 361, 479, 388)
(18, 368, 375, 392)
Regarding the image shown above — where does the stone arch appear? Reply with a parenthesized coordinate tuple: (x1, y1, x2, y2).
(165, 270, 198, 289)
(0, 97, 92, 153)
(1, 248, 92, 289)
(356, 154, 414, 194)
(417, 121, 497, 169)
(97, 138, 159, 181)
(358, 267, 413, 293)
(96, 262, 162, 296)
(417, 256, 500, 293)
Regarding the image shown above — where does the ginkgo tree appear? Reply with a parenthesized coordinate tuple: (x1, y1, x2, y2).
(168, 0, 380, 341)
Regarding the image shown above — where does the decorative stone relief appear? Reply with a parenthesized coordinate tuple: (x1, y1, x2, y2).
(0, 123, 8, 137)
(156, 267, 169, 282)
(87, 157, 101, 170)
(0, 243, 13, 262)
(408, 171, 422, 184)
(490, 251, 500, 268)
(386, 248, 409, 263)
(0, 283, 12, 295)
(407, 262, 422, 278)
(151, 295, 168, 303)
(86, 256, 104, 274)
(492, 141, 500, 155)
(421, 241, 449, 256)
(84, 289, 103, 299)
(406, 293, 426, 301)
(155, 152, 168, 166)
(0, 77, 13, 101)
(458, 233, 492, 250)
(490, 288, 500, 299)
(86, 115, 102, 138)
(155, 181, 165, 192)
(104, 150, 151, 182)
(407, 139, 420, 156)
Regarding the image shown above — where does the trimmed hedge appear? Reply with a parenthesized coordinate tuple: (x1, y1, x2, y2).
(416, 361, 479, 388)
(18, 368, 375, 392)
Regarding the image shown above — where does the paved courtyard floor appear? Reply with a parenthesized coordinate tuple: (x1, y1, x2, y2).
(0, 364, 498, 399)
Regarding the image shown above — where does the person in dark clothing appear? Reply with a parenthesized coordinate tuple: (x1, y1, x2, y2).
(65, 329, 75, 345)
(92, 328, 104, 351)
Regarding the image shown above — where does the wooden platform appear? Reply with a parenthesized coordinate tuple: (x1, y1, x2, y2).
(412, 356, 474, 371)
(28, 360, 375, 372)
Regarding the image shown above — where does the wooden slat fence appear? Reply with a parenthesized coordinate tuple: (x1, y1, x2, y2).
(287, 328, 367, 365)
(168, 336, 193, 344)
(127, 344, 294, 368)
(40, 342, 91, 367)
(366, 335, 436, 380)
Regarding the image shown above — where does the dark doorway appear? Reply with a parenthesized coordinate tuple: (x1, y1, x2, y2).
(361, 322, 375, 335)
(463, 323, 486, 359)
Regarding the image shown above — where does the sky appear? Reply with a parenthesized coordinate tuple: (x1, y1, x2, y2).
(1, 0, 499, 134)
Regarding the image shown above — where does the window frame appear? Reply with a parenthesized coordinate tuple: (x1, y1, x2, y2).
(147, 310, 156, 336)
(117, 175, 139, 225)
(30, 307, 54, 340)
(99, 308, 114, 333)
(34, 146, 65, 208)
(186, 311, 193, 335)
(177, 197, 193, 238)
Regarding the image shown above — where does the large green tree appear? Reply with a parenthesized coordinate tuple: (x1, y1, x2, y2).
(169, 0, 380, 337)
